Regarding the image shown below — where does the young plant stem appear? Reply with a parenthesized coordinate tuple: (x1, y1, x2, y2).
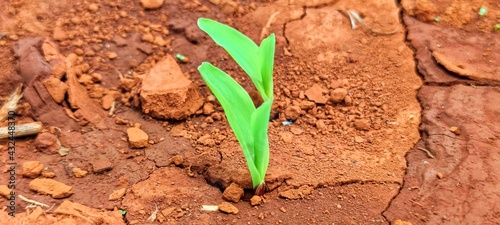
(255, 181, 266, 196)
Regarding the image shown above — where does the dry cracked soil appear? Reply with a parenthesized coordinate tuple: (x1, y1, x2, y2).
(0, 0, 498, 224)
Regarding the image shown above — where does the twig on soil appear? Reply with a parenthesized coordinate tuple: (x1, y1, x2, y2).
(0, 84, 23, 122)
(0, 122, 43, 139)
(409, 199, 425, 208)
(18, 194, 50, 208)
(146, 202, 159, 222)
(417, 147, 435, 159)
(200, 205, 219, 212)
(109, 101, 117, 116)
(260, 11, 281, 41)
(338, 9, 399, 36)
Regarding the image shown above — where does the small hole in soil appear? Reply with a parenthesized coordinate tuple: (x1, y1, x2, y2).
(241, 189, 255, 201)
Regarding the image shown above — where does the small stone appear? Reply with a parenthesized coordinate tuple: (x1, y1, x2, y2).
(53, 27, 68, 41)
(169, 155, 184, 166)
(354, 135, 364, 143)
(344, 95, 353, 106)
(0, 185, 10, 198)
(78, 74, 94, 85)
(330, 88, 348, 103)
(218, 202, 238, 214)
(88, 3, 99, 12)
(279, 207, 286, 212)
(299, 101, 315, 110)
(91, 73, 102, 82)
(140, 0, 164, 9)
(140, 55, 204, 120)
(108, 188, 126, 201)
(127, 127, 149, 148)
(354, 119, 371, 131)
(43, 76, 69, 103)
(197, 134, 216, 147)
(154, 35, 167, 46)
(107, 52, 118, 59)
(250, 195, 262, 206)
(29, 178, 74, 198)
(34, 133, 60, 154)
(280, 132, 293, 143)
(316, 120, 327, 131)
(91, 158, 113, 173)
(436, 172, 443, 179)
(304, 84, 328, 104)
(284, 106, 301, 120)
(141, 33, 155, 43)
(102, 93, 117, 110)
(42, 171, 56, 178)
(290, 127, 304, 135)
(203, 103, 215, 115)
(21, 161, 44, 178)
(449, 126, 460, 135)
(279, 186, 313, 200)
(393, 220, 413, 225)
(222, 183, 244, 203)
(72, 168, 88, 178)
(330, 80, 342, 89)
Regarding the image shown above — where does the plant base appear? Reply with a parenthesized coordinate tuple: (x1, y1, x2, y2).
(254, 181, 266, 196)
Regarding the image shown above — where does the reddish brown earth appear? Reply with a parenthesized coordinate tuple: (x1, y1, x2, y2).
(0, 0, 498, 225)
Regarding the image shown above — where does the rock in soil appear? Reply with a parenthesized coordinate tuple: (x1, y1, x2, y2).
(284, 105, 301, 120)
(218, 202, 239, 214)
(304, 84, 328, 104)
(140, 55, 204, 120)
(140, 0, 164, 9)
(72, 168, 88, 178)
(330, 88, 348, 103)
(34, 132, 60, 154)
(108, 188, 127, 201)
(222, 183, 244, 203)
(354, 119, 371, 131)
(0, 200, 125, 224)
(21, 161, 44, 178)
(127, 127, 149, 148)
(42, 76, 68, 103)
(393, 220, 413, 225)
(0, 185, 10, 198)
(250, 195, 263, 206)
(29, 178, 74, 199)
(279, 185, 314, 200)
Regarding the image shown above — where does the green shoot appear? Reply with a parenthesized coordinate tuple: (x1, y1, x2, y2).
(197, 18, 275, 195)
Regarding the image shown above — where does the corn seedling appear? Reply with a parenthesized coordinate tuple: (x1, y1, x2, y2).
(197, 18, 275, 195)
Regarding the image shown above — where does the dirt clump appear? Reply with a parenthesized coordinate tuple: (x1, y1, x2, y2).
(127, 127, 149, 148)
(222, 183, 244, 203)
(140, 55, 204, 120)
(29, 178, 74, 199)
(21, 161, 44, 178)
(33, 132, 59, 154)
(72, 168, 88, 178)
(218, 202, 239, 214)
(250, 195, 263, 206)
(140, 0, 164, 9)
(108, 188, 126, 201)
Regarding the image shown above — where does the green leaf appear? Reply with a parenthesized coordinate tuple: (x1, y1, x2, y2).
(257, 34, 276, 100)
(197, 18, 268, 100)
(250, 98, 273, 184)
(197, 62, 263, 185)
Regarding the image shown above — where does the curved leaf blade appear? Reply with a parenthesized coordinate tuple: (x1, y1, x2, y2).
(197, 18, 267, 99)
(197, 62, 262, 185)
(257, 34, 276, 101)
